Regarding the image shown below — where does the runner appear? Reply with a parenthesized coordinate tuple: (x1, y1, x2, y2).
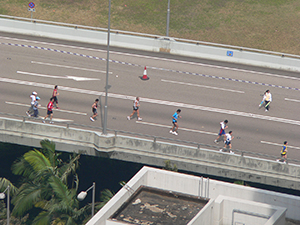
(43, 97, 55, 124)
(90, 99, 99, 122)
(127, 97, 142, 121)
(26, 91, 37, 117)
(52, 85, 60, 109)
(264, 90, 272, 112)
(220, 131, 234, 154)
(276, 141, 288, 164)
(214, 120, 228, 144)
(169, 109, 181, 136)
(31, 96, 40, 118)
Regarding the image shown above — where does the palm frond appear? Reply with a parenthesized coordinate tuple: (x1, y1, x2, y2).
(24, 150, 52, 173)
(32, 211, 50, 225)
(0, 177, 18, 196)
(12, 183, 42, 217)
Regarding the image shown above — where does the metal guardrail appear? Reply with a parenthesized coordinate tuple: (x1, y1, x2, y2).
(1, 14, 300, 60)
(1, 112, 298, 165)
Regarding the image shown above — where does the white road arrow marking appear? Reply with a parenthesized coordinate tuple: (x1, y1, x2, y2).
(17, 71, 100, 81)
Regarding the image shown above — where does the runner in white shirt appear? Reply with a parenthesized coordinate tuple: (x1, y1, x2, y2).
(214, 120, 228, 144)
(127, 97, 142, 121)
(220, 131, 234, 154)
(26, 91, 37, 117)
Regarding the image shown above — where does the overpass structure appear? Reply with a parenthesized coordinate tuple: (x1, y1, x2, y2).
(1, 116, 299, 191)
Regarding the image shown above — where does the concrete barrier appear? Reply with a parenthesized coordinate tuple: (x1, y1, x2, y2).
(0, 117, 300, 191)
(1, 16, 300, 72)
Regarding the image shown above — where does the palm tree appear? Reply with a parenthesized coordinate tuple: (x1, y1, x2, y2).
(6, 139, 88, 224)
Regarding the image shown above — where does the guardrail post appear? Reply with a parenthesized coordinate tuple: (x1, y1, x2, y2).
(197, 144, 200, 150)
(66, 123, 69, 129)
(23, 117, 26, 122)
(114, 130, 117, 137)
(153, 137, 156, 143)
(241, 151, 244, 157)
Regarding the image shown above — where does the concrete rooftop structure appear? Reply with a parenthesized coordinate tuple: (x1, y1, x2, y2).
(86, 166, 300, 225)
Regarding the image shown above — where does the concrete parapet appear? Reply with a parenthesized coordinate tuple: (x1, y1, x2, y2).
(0, 117, 300, 190)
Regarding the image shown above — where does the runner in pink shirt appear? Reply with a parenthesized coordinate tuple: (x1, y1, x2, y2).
(43, 97, 55, 124)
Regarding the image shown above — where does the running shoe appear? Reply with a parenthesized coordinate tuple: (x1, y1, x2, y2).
(138, 117, 142, 121)
(26, 112, 30, 117)
(169, 130, 173, 134)
(90, 117, 95, 122)
(173, 132, 178, 135)
(127, 116, 130, 120)
(50, 121, 54, 124)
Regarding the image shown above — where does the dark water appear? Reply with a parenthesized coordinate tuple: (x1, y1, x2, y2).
(0, 142, 299, 207)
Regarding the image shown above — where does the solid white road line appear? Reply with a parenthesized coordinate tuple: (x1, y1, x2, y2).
(161, 79, 245, 93)
(136, 121, 216, 135)
(31, 61, 112, 74)
(1, 77, 300, 126)
(2, 35, 299, 81)
(285, 98, 300, 103)
(261, 141, 300, 150)
(17, 71, 100, 81)
(5, 101, 87, 115)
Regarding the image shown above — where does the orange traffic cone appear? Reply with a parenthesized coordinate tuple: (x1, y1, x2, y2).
(140, 66, 149, 80)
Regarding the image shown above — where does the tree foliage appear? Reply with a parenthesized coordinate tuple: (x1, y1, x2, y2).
(0, 139, 112, 224)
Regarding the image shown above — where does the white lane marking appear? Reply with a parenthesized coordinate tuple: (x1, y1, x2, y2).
(31, 61, 112, 74)
(161, 79, 244, 93)
(136, 121, 216, 135)
(285, 98, 300, 103)
(1, 35, 299, 81)
(261, 141, 300, 150)
(5, 101, 87, 115)
(17, 71, 100, 81)
(1, 77, 300, 126)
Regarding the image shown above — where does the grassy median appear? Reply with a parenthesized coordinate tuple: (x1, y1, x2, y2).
(1, 0, 300, 55)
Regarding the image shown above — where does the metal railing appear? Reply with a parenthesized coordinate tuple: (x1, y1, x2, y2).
(0, 112, 299, 165)
(1, 14, 300, 60)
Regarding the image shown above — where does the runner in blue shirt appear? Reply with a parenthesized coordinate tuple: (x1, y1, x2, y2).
(169, 109, 181, 135)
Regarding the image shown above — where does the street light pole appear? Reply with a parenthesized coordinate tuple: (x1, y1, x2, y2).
(166, 0, 170, 36)
(103, 0, 111, 134)
(77, 182, 96, 217)
(0, 185, 10, 225)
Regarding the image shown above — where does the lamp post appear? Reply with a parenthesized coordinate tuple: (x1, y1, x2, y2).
(103, 0, 111, 135)
(166, 0, 170, 36)
(0, 185, 10, 225)
(77, 182, 95, 216)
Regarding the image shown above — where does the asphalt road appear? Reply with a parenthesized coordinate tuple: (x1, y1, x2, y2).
(0, 32, 299, 160)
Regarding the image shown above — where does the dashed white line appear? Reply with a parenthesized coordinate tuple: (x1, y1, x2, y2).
(161, 79, 244, 93)
(285, 98, 300, 103)
(1, 35, 299, 81)
(136, 121, 216, 135)
(5, 101, 87, 115)
(31, 61, 111, 74)
(261, 141, 300, 150)
(1, 77, 300, 126)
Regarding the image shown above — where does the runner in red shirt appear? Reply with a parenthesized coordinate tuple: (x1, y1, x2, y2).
(52, 85, 60, 109)
(43, 97, 55, 124)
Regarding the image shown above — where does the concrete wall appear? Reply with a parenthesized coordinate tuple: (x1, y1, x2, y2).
(1, 117, 300, 192)
(1, 16, 300, 72)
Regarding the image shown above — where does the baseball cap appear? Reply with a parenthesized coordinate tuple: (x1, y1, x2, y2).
(32, 91, 37, 95)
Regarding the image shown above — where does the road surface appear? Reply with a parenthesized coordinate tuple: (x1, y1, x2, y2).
(0, 32, 299, 161)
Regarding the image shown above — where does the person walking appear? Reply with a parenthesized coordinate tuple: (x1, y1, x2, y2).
(277, 141, 288, 164)
(90, 99, 99, 122)
(43, 97, 55, 124)
(220, 131, 234, 154)
(214, 120, 228, 144)
(31, 96, 40, 118)
(52, 85, 60, 109)
(169, 109, 181, 135)
(26, 91, 37, 116)
(127, 97, 142, 121)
